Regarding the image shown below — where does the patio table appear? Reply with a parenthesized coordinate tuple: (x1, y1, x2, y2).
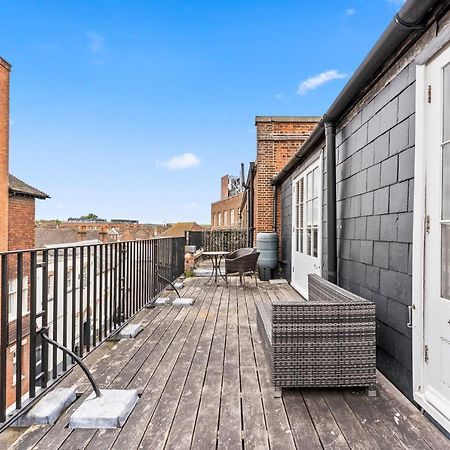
(203, 251, 229, 284)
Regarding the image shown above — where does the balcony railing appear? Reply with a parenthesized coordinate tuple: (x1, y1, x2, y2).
(0, 236, 185, 428)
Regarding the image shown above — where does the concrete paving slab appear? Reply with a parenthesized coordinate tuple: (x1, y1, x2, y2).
(69, 389, 139, 429)
(116, 324, 143, 338)
(193, 269, 213, 277)
(155, 297, 171, 305)
(173, 282, 184, 289)
(269, 279, 288, 284)
(172, 298, 194, 306)
(14, 388, 76, 427)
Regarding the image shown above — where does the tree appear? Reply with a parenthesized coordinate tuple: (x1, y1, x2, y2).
(80, 213, 99, 221)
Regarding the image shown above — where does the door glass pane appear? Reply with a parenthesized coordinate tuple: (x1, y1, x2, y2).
(313, 229, 318, 258)
(307, 172, 313, 201)
(313, 168, 319, 198)
(296, 229, 299, 252)
(296, 205, 299, 228)
(307, 201, 312, 226)
(306, 229, 311, 256)
(444, 64, 450, 143)
(442, 224, 450, 300)
(313, 199, 319, 226)
(443, 143, 450, 220)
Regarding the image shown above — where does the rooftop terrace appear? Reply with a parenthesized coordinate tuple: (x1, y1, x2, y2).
(4, 274, 448, 450)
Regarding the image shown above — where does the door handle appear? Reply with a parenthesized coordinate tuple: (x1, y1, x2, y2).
(407, 305, 414, 329)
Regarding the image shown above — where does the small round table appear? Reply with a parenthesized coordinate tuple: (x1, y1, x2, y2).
(203, 251, 229, 284)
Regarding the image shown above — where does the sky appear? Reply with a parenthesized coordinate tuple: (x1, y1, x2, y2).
(1, 0, 405, 224)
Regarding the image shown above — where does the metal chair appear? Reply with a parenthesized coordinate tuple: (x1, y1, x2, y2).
(224, 248, 260, 285)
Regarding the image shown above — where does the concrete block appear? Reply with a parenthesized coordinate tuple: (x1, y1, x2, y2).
(361, 142, 375, 170)
(360, 240, 373, 265)
(69, 389, 139, 429)
(15, 388, 76, 427)
(397, 212, 413, 243)
(367, 164, 381, 191)
(173, 282, 184, 289)
(155, 297, 171, 305)
(361, 192, 374, 217)
(379, 98, 398, 134)
(389, 243, 409, 274)
(116, 324, 143, 339)
(398, 84, 415, 122)
(269, 279, 288, 284)
(172, 298, 194, 306)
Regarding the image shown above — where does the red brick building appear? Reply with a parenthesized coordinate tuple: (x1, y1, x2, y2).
(211, 175, 244, 229)
(241, 116, 320, 245)
(0, 57, 49, 409)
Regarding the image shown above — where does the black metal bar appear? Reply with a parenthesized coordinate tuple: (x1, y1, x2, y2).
(62, 248, 68, 371)
(71, 248, 76, 359)
(86, 246, 91, 352)
(0, 254, 8, 421)
(99, 245, 103, 341)
(52, 248, 58, 379)
(29, 252, 37, 398)
(39, 328, 101, 398)
(79, 246, 84, 357)
(16, 253, 23, 409)
(41, 250, 49, 388)
(93, 245, 97, 347)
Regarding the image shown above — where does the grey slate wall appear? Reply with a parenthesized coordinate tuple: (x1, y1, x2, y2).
(280, 63, 416, 399)
(332, 63, 416, 398)
(280, 177, 292, 280)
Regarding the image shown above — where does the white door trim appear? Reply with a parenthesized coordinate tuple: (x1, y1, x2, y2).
(413, 46, 450, 433)
(290, 152, 323, 298)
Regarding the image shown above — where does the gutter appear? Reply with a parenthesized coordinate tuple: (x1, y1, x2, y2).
(271, 0, 443, 187)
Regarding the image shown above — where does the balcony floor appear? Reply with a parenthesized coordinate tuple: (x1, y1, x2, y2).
(7, 275, 449, 450)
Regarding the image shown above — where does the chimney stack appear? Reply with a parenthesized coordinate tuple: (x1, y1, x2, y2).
(0, 58, 11, 252)
(220, 175, 229, 200)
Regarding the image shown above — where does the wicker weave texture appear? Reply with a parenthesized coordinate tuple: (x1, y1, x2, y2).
(257, 274, 376, 388)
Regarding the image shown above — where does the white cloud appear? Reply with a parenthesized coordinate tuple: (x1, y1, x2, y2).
(86, 32, 105, 53)
(297, 70, 348, 95)
(345, 8, 356, 16)
(159, 152, 200, 170)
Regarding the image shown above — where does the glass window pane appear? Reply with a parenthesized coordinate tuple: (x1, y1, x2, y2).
(313, 168, 319, 198)
(300, 179, 304, 204)
(300, 229, 303, 253)
(296, 205, 299, 228)
(313, 228, 318, 258)
(307, 172, 313, 201)
(296, 181, 300, 204)
(313, 199, 319, 226)
(296, 229, 299, 252)
(444, 64, 450, 142)
(307, 229, 311, 256)
(443, 143, 450, 220)
(300, 202, 304, 228)
(307, 201, 312, 226)
(442, 224, 450, 300)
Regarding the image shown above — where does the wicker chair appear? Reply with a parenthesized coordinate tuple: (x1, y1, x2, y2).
(225, 248, 260, 285)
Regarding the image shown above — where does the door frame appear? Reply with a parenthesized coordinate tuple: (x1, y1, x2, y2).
(413, 43, 450, 433)
(290, 152, 323, 298)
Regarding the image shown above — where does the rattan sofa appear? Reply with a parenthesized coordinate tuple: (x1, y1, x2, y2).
(256, 274, 376, 395)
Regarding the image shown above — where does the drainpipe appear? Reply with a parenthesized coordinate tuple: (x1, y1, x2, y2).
(272, 184, 277, 232)
(246, 162, 255, 246)
(325, 122, 337, 285)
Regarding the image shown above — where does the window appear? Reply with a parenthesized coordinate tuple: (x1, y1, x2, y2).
(230, 209, 235, 226)
(8, 277, 29, 322)
(294, 179, 304, 253)
(306, 168, 320, 257)
(213, 213, 216, 227)
(10, 339, 27, 386)
(223, 210, 228, 227)
(218, 212, 222, 227)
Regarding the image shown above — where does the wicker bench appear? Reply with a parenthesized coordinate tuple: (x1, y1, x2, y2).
(256, 274, 376, 396)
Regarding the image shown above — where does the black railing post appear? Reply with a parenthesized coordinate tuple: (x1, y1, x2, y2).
(0, 254, 8, 422)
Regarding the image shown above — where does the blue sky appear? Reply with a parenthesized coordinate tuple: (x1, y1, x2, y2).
(2, 0, 405, 224)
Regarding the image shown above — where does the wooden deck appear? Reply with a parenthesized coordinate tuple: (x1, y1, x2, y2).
(5, 275, 449, 450)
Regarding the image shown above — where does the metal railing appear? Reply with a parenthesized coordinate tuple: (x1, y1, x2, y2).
(0, 236, 185, 427)
(186, 229, 248, 252)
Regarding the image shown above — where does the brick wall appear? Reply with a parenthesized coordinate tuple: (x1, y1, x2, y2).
(254, 116, 319, 246)
(0, 58, 11, 251)
(8, 195, 36, 250)
(211, 192, 244, 229)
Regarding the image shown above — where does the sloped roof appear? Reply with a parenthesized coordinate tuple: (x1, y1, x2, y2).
(9, 174, 49, 199)
(161, 222, 204, 238)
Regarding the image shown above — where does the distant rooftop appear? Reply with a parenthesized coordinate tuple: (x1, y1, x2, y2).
(9, 174, 49, 199)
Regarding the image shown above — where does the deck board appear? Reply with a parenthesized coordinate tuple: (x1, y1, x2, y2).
(7, 275, 449, 450)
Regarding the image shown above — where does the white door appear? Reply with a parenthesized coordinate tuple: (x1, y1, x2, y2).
(291, 157, 322, 298)
(423, 44, 450, 421)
